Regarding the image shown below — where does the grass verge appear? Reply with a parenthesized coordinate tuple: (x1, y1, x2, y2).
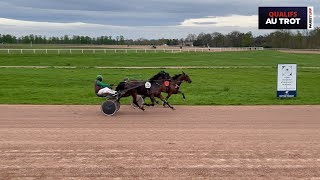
(0, 68, 319, 105)
(0, 51, 320, 67)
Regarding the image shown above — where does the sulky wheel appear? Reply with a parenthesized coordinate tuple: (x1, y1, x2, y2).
(131, 95, 144, 109)
(101, 100, 117, 116)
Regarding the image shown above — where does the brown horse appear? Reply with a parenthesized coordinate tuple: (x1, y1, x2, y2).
(161, 71, 192, 106)
(115, 71, 175, 110)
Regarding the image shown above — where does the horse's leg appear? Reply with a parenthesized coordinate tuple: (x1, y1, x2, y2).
(139, 94, 154, 106)
(141, 96, 150, 106)
(143, 97, 154, 106)
(143, 94, 156, 106)
(145, 97, 157, 106)
(155, 99, 160, 105)
(149, 94, 157, 107)
(132, 92, 145, 111)
(146, 95, 159, 105)
(158, 94, 175, 110)
(132, 95, 140, 108)
(163, 92, 172, 107)
(178, 90, 186, 100)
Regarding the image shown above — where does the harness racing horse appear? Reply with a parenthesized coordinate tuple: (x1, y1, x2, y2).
(115, 71, 175, 110)
(161, 71, 192, 106)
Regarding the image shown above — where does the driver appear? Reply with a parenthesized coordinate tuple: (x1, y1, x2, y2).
(95, 75, 118, 97)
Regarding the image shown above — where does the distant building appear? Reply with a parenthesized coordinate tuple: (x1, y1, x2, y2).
(184, 41, 193, 47)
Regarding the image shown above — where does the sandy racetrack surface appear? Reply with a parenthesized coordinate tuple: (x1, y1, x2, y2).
(1, 105, 320, 179)
(279, 50, 320, 54)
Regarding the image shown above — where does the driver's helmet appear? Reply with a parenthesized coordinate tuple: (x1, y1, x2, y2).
(96, 75, 103, 81)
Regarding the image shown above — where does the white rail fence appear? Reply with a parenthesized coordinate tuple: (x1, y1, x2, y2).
(0, 47, 264, 54)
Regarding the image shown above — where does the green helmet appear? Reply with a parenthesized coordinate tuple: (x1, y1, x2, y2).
(96, 75, 103, 81)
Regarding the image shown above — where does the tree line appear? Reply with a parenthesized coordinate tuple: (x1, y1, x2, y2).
(0, 34, 126, 45)
(0, 28, 319, 48)
(188, 28, 320, 49)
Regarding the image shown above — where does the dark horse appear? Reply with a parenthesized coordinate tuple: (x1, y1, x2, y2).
(115, 71, 175, 111)
(161, 71, 192, 105)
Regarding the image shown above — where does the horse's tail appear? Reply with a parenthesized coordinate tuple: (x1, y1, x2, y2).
(115, 82, 126, 91)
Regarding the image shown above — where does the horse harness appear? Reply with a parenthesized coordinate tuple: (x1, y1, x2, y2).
(123, 79, 180, 95)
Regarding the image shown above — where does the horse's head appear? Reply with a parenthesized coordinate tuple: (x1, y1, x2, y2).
(182, 71, 192, 83)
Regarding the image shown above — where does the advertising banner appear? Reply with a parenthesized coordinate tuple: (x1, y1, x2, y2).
(259, 7, 314, 29)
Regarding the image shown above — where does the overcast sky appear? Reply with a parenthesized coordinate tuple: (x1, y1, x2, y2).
(0, 0, 319, 39)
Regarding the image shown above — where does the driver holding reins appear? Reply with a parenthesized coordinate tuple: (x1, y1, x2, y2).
(95, 75, 118, 97)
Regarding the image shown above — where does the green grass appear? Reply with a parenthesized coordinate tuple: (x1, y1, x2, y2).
(1, 68, 319, 105)
(0, 51, 320, 67)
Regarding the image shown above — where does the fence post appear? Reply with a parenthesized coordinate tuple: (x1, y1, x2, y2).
(115, 49, 117, 53)
(70, 49, 72, 54)
(46, 49, 48, 54)
(136, 49, 138, 53)
(21, 49, 23, 54)
(33, 49, 36, 54)
(58, 49, 60, 54)
(93, 49, 95, 54)
(7, 49, 9, 54)
(164, 49, 166, 53)
(154, 49, 156, 53)
(188, 49, 190, 53)
(104, 49, 106, 53)
(171, 49, 174, 53)
(82, 49, 84, 54)
(126, 49, 128, 53)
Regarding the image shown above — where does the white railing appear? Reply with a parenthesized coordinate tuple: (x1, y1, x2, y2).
(0, 47, 264, 54)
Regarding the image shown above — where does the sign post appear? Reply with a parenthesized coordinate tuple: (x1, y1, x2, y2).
(277, 64, 297, 98)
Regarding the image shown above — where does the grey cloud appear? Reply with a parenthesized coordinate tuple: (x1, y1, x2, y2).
(0, 22, 272, 39)
(1, 0, 318, 26)
(193, 22, 217, 25)
(0, 0, 319, 38)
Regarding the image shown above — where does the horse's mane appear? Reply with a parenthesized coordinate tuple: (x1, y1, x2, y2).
(149, 71, 166, 81)
(172, 74, 182, 80)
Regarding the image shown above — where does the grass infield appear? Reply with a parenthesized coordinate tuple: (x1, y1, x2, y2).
(0, 50, 320, 67)
(0, 67, 319, 105)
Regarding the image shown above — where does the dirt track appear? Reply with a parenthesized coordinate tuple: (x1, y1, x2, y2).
(1, 105, 320, 179)
(279, 50, 320, 54)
